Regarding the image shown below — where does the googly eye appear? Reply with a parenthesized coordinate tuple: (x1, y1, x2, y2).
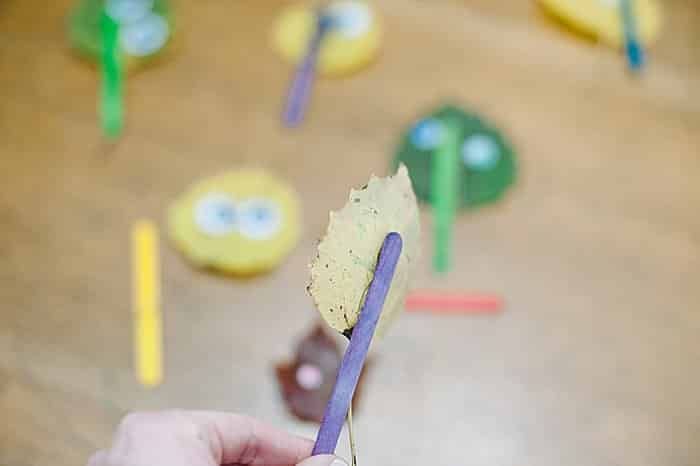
(410, 118, 443, 151)
(119, 12, 169, 57)
(105, 0, 154, 24)
(237, 198, 282, 240)
(193, 193, 238, 236)
(327, 1, 372, 38)
(295, 363, 324, 390)
(462, 134, 501, 170)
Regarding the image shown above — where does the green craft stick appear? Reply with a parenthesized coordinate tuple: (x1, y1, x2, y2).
(100, 12, 123, 139)
(431, 118, 461, 273)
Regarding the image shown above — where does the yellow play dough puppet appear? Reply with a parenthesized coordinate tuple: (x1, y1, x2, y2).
(168, 170, 301, 275)
(273, 0, 382, 77)
(308, 165, 420, 341)
(537, 0, 661, 47)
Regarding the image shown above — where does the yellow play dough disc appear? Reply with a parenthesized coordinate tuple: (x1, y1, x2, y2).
(538, 0, 661, 47)
(308, 165, 421, 340)
(168, 170, 301, 275)
(272, 0, 382, 77)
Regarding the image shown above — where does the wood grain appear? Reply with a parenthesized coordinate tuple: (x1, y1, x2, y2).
(1, 1, 698, 465)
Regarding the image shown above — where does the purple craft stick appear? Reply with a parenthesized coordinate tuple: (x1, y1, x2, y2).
(282, 13, 332, 127)
(312, 232, 403, 456)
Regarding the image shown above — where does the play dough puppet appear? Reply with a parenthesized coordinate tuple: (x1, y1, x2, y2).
(306, 166, 419, 462)
(167, 170, 301, 275)
(537, 0, 661, 69)
(394, 104, 516, 272)
(68, 0, 172, 65)
(395, 105, 516, 209)
(274, 1, 381, 77)
(274, 1, 382, 126)
(68, 0, 173, 138)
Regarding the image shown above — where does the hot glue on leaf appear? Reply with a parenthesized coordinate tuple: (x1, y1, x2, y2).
(308, 165, 420, 339)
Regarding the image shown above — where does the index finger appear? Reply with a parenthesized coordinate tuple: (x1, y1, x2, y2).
(188, 411, 313, 465)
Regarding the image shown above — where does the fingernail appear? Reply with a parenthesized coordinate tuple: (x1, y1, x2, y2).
(296, 454, 348, 466)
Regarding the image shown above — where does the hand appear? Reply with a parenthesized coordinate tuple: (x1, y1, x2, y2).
(87, 410, 347, 466)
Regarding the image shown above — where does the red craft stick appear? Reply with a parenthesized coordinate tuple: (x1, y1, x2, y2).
(405, 290, 502, 314)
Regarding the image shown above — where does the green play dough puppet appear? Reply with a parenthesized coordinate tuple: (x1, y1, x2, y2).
(68, 0, 173, 65)
(393, 105, 517, 209)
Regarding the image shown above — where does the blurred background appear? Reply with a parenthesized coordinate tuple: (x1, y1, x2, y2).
(1, 0, 699, 465)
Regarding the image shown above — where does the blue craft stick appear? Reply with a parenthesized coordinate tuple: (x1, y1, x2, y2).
(312, 232, 403, 456)
(620, 0, 645, 71)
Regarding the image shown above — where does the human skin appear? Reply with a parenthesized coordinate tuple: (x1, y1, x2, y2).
(87, 410, 347, 466)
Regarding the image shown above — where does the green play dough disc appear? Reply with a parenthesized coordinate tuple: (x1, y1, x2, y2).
(393, 105, 517, 209)
(68, 0, 173, 64)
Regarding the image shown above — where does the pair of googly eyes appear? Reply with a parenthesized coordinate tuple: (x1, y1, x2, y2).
(410, 118, 501, 171)
(193, 193, 283, 240)
(325, 1, 373, 39)
(105, 0, 169, 57)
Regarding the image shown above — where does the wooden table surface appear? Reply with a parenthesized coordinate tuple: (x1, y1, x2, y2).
(1, 1, 699, 465)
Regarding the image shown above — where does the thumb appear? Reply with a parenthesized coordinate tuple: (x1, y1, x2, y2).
(296, 454, 348, 466)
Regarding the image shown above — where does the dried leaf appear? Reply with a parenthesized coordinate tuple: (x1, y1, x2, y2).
(309, 165, 420, 339)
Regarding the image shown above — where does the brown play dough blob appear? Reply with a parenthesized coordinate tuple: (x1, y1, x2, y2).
(275, 323, 370, 423)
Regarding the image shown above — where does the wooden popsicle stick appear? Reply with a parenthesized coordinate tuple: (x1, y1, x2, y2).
(405, 290, 503, 314)
(100, 11, 124, 139)
(282, 11, 333, 127)
(312, 232, 403, 456)
(620, 0, 645, 71)
(131, 220, 163, 388)
(431, 118, 461, 273)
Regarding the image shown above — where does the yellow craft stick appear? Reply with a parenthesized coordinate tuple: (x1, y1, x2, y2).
(131, 220, 163, 388)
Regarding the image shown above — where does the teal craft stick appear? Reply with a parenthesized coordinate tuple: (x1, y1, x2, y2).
(620, 0, 645, 71)
(431, 118, 460, 273)
(100, 12, 123, 139)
